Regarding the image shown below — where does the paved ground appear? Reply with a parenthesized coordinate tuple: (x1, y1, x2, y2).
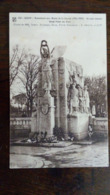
(10, 140, 109, 168)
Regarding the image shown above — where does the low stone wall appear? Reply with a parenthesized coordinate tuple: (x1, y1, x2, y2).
(10, 117, 31, 138)
(10, 116, 108, 140)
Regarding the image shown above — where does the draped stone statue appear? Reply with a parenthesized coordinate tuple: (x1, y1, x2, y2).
(67, 71, 77, 113)
(40, 40, 53, 93)
(42, 58, 53, 92)
(69, 83, 79, 114)
(77, 84, 84, 113)
(83, 85, 90, 113)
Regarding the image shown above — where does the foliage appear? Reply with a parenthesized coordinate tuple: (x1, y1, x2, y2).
(53, 126, 64, 140)
(84, 76, 107, 115)
(12, 93, 27, 105)
(10, 105, 19, 117)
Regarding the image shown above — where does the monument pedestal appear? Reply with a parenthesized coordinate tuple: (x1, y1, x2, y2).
(68, 113, 89, 140)
(37, 92, 55, 137)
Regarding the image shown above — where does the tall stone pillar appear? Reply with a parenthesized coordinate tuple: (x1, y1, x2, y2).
(58, 57, 68, 139)
(51, 60, 60, 128)
(36, 57, 55, 136)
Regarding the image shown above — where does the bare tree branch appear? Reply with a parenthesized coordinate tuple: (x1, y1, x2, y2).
(10, 45, 26, 86)
(18, 53, 40, 116)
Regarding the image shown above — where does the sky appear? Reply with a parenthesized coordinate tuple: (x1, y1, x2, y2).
(9, 13, 107, 95)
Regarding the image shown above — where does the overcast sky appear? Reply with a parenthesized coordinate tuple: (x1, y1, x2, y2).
(10, 13, 107, 95)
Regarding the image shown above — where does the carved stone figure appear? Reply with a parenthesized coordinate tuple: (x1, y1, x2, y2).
(40, 40, 50, 59)
(67, 72, 77, 112)
(68, 70, 76, 86)
(77, 84, 84, 113)
(40, 40, 54, 93)
(83, 85, 90, 113)
(42, 59, 53, 91)
(69, 83, 79, 114)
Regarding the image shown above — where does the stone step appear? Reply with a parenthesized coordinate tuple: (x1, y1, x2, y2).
(11, 140, 74, 148)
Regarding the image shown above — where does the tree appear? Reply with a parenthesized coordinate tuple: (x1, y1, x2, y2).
(12, 93, 27, 107)
(18, 53, 40, 116)
(10, 45, 26, 86)
(84, 76, 107, 115)
(10, 93, 27, 117)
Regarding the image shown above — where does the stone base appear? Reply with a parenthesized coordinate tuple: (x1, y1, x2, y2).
(68, 113, 89, 140)
(12, 140, 73, 147)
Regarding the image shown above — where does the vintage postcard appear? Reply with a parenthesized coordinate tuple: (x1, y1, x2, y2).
(9, 13, 109, 168)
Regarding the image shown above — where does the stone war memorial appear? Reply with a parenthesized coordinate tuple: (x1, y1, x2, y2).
(31, 40, 90, 141)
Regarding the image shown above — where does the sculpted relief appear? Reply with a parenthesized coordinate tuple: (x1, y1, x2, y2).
(67, 70, 90, 114)
(37, 40, 55, 94)
(68, 83, 79, 114)
(37, 40, 90, 115)
(83, 85, 90, 113)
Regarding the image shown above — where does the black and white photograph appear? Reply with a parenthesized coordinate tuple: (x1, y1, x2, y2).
(9, 13, 109, 168)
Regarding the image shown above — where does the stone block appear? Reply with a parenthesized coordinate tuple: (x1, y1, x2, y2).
(68, 113, 89, 140)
